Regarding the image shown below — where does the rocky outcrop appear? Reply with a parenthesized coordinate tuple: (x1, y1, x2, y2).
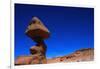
(15, 45, 47, 65)
(47, 48, 94, 63)
(15, 55, 33, 65)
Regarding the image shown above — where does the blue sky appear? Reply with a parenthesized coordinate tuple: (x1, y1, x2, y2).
(15, 4, 94, 59)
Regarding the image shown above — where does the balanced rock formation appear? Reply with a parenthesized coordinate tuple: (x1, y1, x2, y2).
(15, 17, 50, 65)
(25, 17, 50, 64)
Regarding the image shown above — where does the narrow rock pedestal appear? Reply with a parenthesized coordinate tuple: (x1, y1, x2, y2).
(25, 17, 50, 64)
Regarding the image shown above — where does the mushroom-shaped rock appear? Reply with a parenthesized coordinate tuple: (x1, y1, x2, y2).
(25, 17, 50, 41)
